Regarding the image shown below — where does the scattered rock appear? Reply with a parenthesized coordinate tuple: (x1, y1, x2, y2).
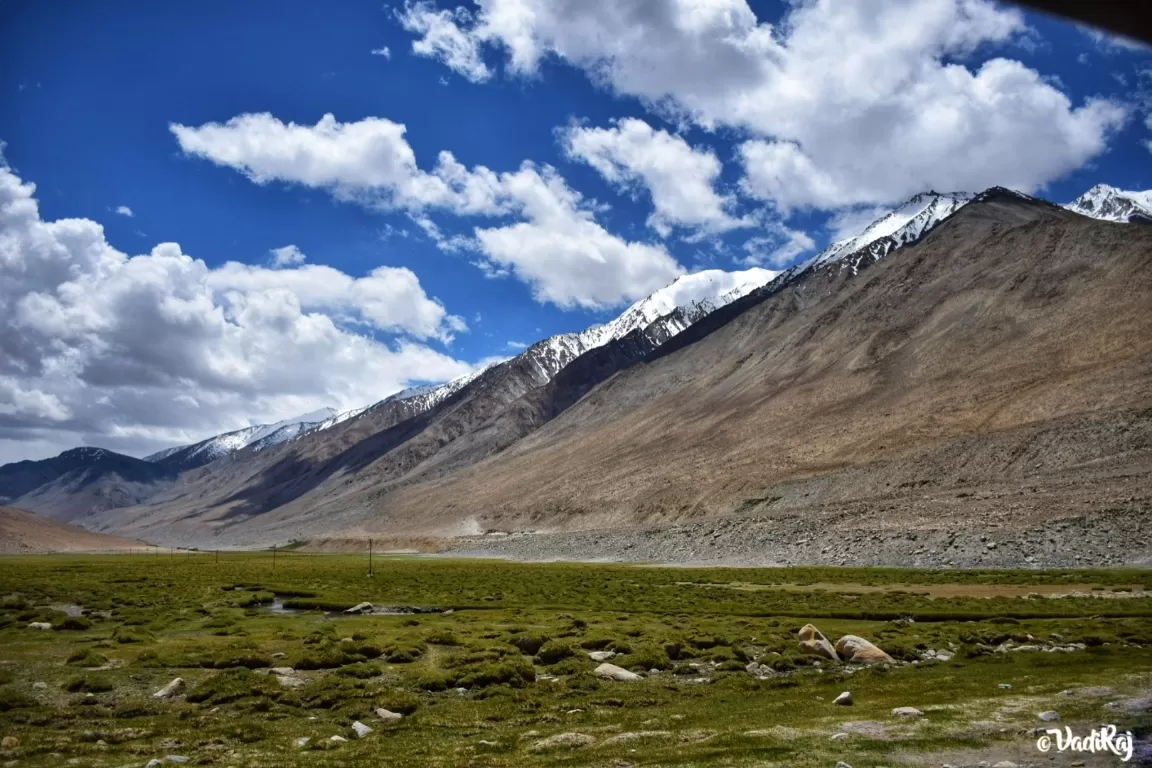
(998, 684, 1012, 689)
(1106, 697, 1152, 712)
(271, 652, 287, 659)
(798, 624, 839, 661)
(344, 602, 373, 615)
(26, 622, 51, 630)
(745, 662, 774, 678)
(835, 636, 892, 664)
(329, 735, 347, 743)
(32, 682, 47, 690)
(478, 740, 498, 746)
(529, 732, 595, 751)
(375, 708, 403, 722)
(1, 737, 18, 748)
(892, 707, 924, 718)
(836, 762, 853, 768)
(269, 667, 294, 676)
(992, 762, 1018, 768)
(165, 757, 190, 764)
(351, 721, 373, 738)
(601, 731, 673, 746)
(594, 663, 641, 682)
(831, 733, 849, 741)
(833, 691, 853, 706)
(145, 761, 163, 768)
(153, 678, 185, 699)
(1038, 711, 1060, 722)
(587, 651, 616, 662)
(293, 737, 310, 748)
(276, 675, 305, 688)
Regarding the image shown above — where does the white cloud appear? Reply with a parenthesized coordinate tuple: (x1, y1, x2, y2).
(400, 0, 1128, 210)
(269, 244, 307, 267)
(1078, 24, 1149, 53)
(0, 160, 476, 462)
(115, 205, 134, 217)
(741, 223, 815, 268)
(505, 340, 528, 350)
(173, 112, 682, 309)
(398, 2, 492, 82)
(371, 46, 392, 58)
(561, 117, 749, 237)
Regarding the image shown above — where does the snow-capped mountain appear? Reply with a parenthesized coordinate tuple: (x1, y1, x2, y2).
(145, 407, 339, 471)
(803, 191, 974, 275)
(1065, 184, 1152, 224)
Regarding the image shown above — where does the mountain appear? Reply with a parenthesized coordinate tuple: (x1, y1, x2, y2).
(278, 187, 1150, 560)
(804, 191, 974, 274)
(64, 267, 777, 543)
(0, 448, 178, 523)
(0, 506, 149, 554)
(145, 408, 340, 471)
(1065, 183, 1152, 224)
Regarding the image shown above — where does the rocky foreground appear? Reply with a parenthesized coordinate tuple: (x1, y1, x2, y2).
(442, 508, 1152, 568)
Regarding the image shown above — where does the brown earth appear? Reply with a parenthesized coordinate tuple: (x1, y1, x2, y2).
(0, 506, 149, 553)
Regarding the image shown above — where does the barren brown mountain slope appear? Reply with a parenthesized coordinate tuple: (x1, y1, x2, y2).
(88, 191, 1152, 553)
(0, 506, 147, 553)
(365, 191, 1152, 538)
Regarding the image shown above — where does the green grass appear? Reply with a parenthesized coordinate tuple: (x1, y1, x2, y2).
(0, 554, 1149, 767)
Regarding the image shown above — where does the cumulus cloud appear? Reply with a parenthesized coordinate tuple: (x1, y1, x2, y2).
(0, 161, 476, 462)
(269, 244, 307, 267)
(398, 0, 1128, 210)
(561, 117, 750, 238)
(115, 205, 134, 217)
(398, 2, 492, 82)
(741, 223, 816, 268)
(172, 112, 682, 309)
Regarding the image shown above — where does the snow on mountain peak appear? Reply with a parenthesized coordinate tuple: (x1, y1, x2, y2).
(1065, 184, 1152, 223)
(803, 190, 973, 273)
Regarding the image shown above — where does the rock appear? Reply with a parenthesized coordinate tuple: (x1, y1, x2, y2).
(27, 622, 51, 630)
(146, 761, 164, 768)
(891, 707, 924, 718)
(831, 732, 849, 741)
(935, 651, 954, 662)
(836, 762, 853, 768)
(32, 682, 47, 689)
(991, 762, 1018, 768)
(478, 740, 497, 746)
(165, 757, 190, 764)
(293, 737, 310, 748)
(1, 737, 18, 748)
(276, 675, 305, 688)
(152, 678, 185, 699)
(271, 652, 287, 659)
(835, 636, 892, 664)
(529, 732, 595, 751)
(269, 667, 295, 676)
(587, 651, 616, 662)
(375, 708, 403, 722)
(998, 683, 1012, 689)
(344, 602, 374, 615)
(833, 691, 853, 706)
(798, 624, 839, 661)
(1038, 711, 1060, 722)
(594, 663, 641, 682)
(329, 735, 347, 743)
(351, 721, 373, 738)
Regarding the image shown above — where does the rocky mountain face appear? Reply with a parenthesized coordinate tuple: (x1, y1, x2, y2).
(1065, 184, 1152, 224)
(0, 448, 177, 523)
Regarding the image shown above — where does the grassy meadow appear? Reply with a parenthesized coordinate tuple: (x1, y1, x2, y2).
(0, 552, 1150, 767)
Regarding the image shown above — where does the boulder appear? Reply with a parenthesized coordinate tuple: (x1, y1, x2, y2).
(892, 707, 924, 718)
(153, 678, 186, 699)
(27, 622, 52, 630)
(835, 636, 892, 665)
(797, 624, 838, 661)
(351, 721, 373, 738)
(269, 667, 295, 676)
(833, 691, 853, 706)
(529, 732, 595, 751)
(587, 651, 616, 662)
(594, 663, 641, 682)
(277, 675, 305, 688)
(344, 602, 374, 615)
(1038, 711, 1060, 722)
(375, 708, 403, 722)
(329, 735, 347, 743)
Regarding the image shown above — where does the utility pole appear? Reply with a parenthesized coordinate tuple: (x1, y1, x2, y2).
(368, 539, 374, 578)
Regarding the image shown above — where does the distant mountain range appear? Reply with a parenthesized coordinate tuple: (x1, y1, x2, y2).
(2, 181, 1150, 560)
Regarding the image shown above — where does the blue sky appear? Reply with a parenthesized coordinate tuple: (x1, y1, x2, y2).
(0, 0, 1149, 462)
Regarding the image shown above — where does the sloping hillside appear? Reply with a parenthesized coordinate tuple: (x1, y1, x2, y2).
(0, 506, 148, 553)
